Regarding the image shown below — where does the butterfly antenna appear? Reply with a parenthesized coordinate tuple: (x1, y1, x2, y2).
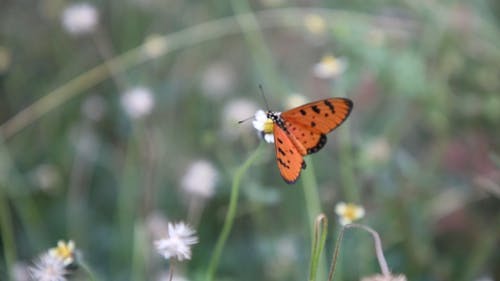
(237, 116, 254, 124)
(258, 84, 271, 111)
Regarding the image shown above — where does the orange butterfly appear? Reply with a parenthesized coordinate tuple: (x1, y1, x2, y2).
(262, 98, 353, 183)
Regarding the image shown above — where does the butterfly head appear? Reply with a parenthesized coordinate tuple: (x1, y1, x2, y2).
(266, 111, 283, 131)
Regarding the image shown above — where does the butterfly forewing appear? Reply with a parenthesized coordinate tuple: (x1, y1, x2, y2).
(273, 125, 306, 183)
(281, 98, 352, 155)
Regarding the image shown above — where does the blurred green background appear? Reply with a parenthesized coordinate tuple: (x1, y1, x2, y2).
(1, 0, 499, 280)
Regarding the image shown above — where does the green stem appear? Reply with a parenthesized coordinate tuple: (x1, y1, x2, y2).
(338, 121, 359, 202)
(113, 126, 141, 278)
(229, 0, 283, 93)
(0, 187, 15, 281)
(327, 226, 345, 281)
(131, 221, 147, 281)
(301, 159, 322, 233)
(308, 214, 328, 281)
(301, 159, 327, 281)
(205, 144, 264, 281)
(328, 224, 390, 281)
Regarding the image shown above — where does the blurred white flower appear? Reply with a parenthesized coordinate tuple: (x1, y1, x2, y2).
(29, 253, 67, 281)
(223, 99, 258, 123)
(81, 95, 106, 121)
(142, 34, 168, 59)
(181, 160, 218, 198)
(252, 110, 275, 143)
(70, 128, 99, 162)
(304, 14, 327, 34)
(221, 98, 259, 140)
(49, 240, 76, 266)
(313, 55, 348, 79)
(201, 62, 236, 99)
(154, 222, 198, 261)
(284, 93, 308, 109)
(121, 87, 155, 119)
(474, 275, 494, 281)
(335, 202, 365, 225)
(61, 3, 98, 36)
(31, 164, 61, 191)
(361, 274, 407, 281)
(364, 138, 391, 163)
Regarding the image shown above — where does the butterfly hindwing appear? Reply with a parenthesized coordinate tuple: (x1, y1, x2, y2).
(273, 124, 306, 184)
(281, 98, 353, 155)
(283, 121, 327, 155)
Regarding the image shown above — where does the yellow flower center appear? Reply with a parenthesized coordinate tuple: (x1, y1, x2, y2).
(343, 204, 361, 220)
(50, 241, 75, 262)
(263, 118, 274, 134)
(304, 14, 326, 34)
(321, 55, 341, 72)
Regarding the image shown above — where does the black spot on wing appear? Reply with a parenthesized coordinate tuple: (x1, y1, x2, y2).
(306, 134, 327, 154)
(278, 147, 286, 156)
(300, 109, 307, 116)
(324, 100, 335, 114)
(277, 157, 290, 169)
(311, 105, 320, 113)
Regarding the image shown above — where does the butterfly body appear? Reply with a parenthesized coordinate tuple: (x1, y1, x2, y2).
(267, 98, 353, 184)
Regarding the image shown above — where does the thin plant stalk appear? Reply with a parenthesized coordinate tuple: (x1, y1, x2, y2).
(229, 0, 284, 94)
(308, 214, 328, 281)
(327, 225, 345, 281)
(167, 263, 174, 281)
(301, 159, 328, 280)
(131, 221, 147, 281)
(0, 187, 15, 280)
(328, 224, 391, 281)
(205, 144, 264, 281)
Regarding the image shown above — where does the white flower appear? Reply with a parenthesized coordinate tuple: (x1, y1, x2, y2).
(31, 164, 61, 192)
(201, 62, 236, 99)
(335, 202, 365, 225)
(61, 3, 98, 36)
(181, 160, 218, 198)
(48, 240, 76, 266)
(364, 138, 391, 163)
(121, 87, 155, 119)
(142, 34, 168, 59)
(221, 99, 259, 140)
(313, 55, 348, 79)
(285, 93, 308, 109)
(29, 253, 67, 281)
(304, 14, 327, 34)
(154, 222, 198, 261)
(69, 127, 99, 161)
(252, 110, 275, 143)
